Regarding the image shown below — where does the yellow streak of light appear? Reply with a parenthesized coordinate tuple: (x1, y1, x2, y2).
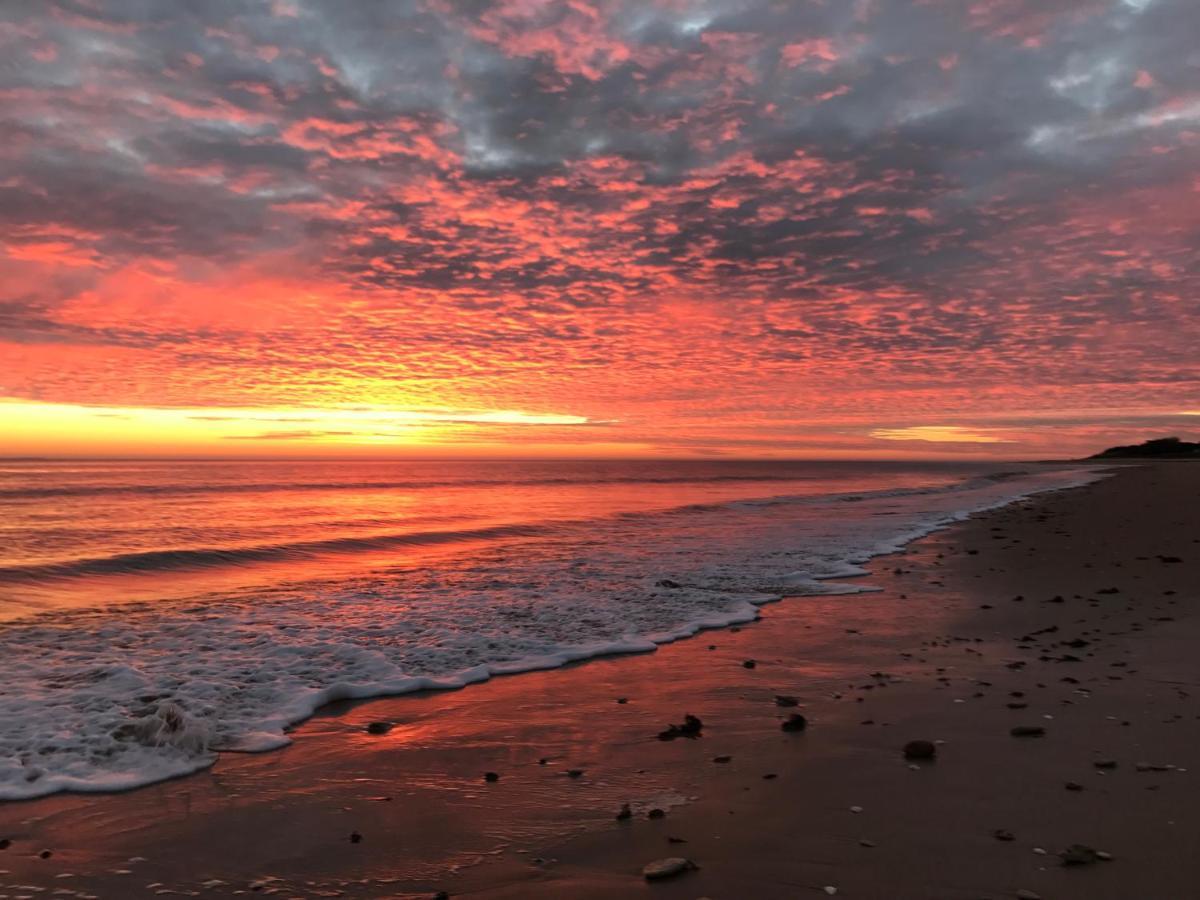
(869, 425, 1011, 444)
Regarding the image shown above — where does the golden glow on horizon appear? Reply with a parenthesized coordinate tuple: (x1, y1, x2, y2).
(869, 426, 1012, 444)
(2, 400, 1196, 460)
(0, 400, 606, 456)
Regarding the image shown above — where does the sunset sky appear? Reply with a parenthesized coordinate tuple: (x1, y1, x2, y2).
(1, 0, 1197, 459)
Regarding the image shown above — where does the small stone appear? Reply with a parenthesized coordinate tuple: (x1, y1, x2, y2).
(823, 886, 838, 896)
(484, 771, 500, 783)
(658, 714, 703, 741)
(1135, 761, 1169, 772)
(39, 848, 53, 859)
(902, 739, 937, 760)
(1015, 891, 1042, 900)
(1096, 850, 1113, 861)
(774, 695, 799, 707)
(566, 768, 584, 778)
(365, 721, 392, 735)
(781, 713, 808, 732)
(713, 755, 732, 763)
(616, 697, 628, 704)
(1010, 725, 1045, 737)
(993, 829, 1015, 842)
(1065, 781, 1084, 791)
(858, 839, 876, 848)
(742, 659, 757, 669)
(849, 805, 863, 814)
(641, 857, 696, 880)
(647, 808, 666, 819)
(1059, 843, 1100, 866)
(434, 892, 450, 900)
(0, 838, 10, 850)
(349, 832, 362, 844)
(616, 803, 632, 821)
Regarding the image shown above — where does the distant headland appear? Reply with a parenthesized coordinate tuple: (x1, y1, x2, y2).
(1089, 436, 1200, 459)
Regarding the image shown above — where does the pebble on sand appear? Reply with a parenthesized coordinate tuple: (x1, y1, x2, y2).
(658, 714, 704, 741)
(1059, 843, 1104, 866)
(616, 803, 632, 821)
(902, 739, 937, 760)
(641, 857, 697, 880)
(1010, 725, 1046, 737)
(484, 771, 500, 782)
(781, 713, 808, 732)
(365, 721, 392, 735)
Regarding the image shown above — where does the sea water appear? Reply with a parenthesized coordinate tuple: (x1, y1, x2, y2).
(0, 458, 1103, 799)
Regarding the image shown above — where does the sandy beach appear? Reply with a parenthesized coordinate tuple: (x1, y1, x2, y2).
(1, 461, 1197, 899)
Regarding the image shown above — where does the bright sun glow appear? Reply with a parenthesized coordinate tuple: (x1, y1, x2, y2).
(870, 426, 1012, 444)
(0, 401, 602, 456)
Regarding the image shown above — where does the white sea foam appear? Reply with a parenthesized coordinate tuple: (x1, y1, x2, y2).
(0, 465, 1105, 800)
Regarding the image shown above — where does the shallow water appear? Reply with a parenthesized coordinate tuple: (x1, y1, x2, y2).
(0, 458, 1102, 799)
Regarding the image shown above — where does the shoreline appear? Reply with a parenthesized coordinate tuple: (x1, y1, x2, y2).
(0, 463, 1105, 802)
(1, 462, 1197, 898)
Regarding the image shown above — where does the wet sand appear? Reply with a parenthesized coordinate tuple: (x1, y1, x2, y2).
(1, 462, 1197, 899)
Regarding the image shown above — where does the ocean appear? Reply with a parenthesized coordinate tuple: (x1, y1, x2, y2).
(0, 458, 1103, 800)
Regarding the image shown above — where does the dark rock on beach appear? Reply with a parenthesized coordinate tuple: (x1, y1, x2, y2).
(658, 714, 703, 740)
(781, 713, 808, 732)
(902, 739, 937, 760)
(1010, 725, 1046, 737)
(641, 857, 697, 880)
(1059, 843, 1102, 866)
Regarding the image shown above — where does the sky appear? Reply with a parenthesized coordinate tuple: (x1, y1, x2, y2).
(1, 0, 1198, 459)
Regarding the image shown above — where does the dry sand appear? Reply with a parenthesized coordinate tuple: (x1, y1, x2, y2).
(1, 461, 1197, 899)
